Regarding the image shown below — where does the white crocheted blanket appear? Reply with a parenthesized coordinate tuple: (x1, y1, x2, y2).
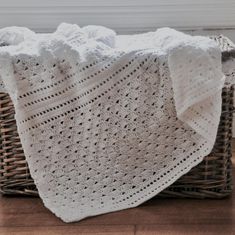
(0, 23, 225, 222)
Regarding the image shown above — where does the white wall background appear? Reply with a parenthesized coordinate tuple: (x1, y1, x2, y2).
(1, 1, 235, 41)
(0, 0, 235, 33)
(0, 0, 234, 42)
(0, 0, 235, 135)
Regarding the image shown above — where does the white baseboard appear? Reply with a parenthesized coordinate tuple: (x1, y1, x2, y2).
(1, 1, 235, 33)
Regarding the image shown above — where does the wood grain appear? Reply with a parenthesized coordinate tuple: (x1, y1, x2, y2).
(136, 225, 235, 235)
(0, 225, 134, 235)
(0, 139, 234, 234)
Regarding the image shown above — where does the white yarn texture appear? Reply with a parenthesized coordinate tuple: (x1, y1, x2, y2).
(0, 23, 225, 222)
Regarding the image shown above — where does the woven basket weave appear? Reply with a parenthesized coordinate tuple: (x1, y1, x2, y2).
(0, 35, 234, 198)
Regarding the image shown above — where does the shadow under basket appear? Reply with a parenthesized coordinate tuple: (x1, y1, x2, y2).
(0, 36, 234, 198)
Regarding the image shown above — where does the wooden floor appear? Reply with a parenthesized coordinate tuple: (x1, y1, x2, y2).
(0, 141, 235, 235)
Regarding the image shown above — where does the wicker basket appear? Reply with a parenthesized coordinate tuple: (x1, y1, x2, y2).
(0, 35, 234, 198)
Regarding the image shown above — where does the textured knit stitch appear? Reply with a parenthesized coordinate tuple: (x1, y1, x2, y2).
(0, 23, 225, 222)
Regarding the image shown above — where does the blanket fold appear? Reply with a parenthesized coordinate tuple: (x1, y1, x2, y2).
(0, 23, 224, 222)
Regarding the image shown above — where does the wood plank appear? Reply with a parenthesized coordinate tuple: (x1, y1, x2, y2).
(1, 150, 235, 227)
(0, 194, 234, 227)
(0, 225, 134, 235)
(136, 225, 234, 235)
